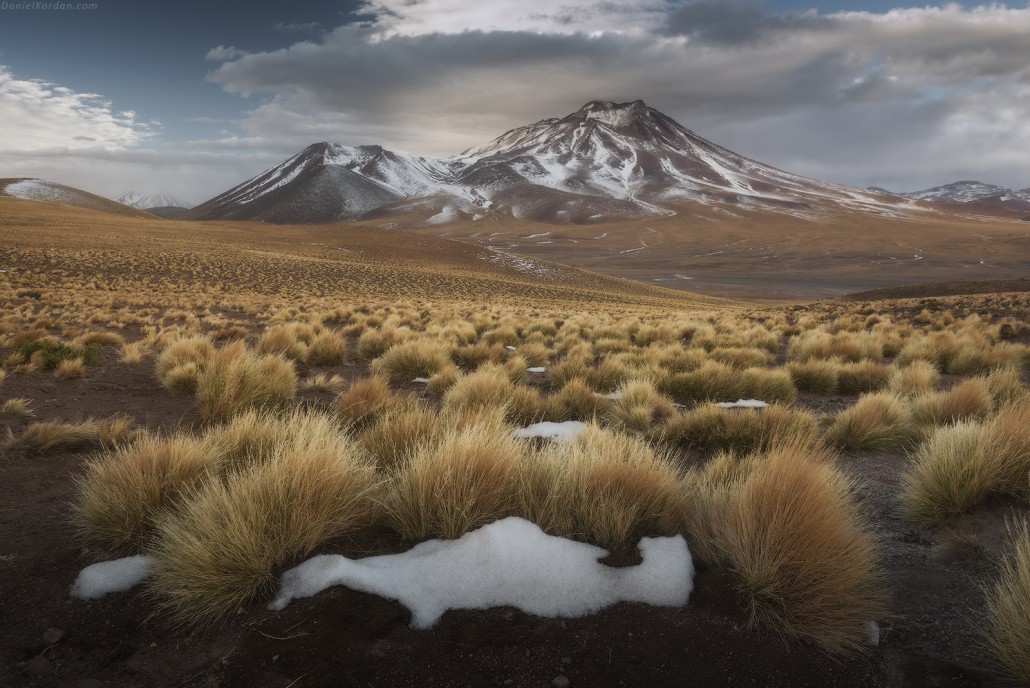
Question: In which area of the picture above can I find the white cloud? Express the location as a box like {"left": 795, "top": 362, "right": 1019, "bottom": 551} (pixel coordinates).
{"left": 0, "top": 65, "right": 154, "bottom": 153}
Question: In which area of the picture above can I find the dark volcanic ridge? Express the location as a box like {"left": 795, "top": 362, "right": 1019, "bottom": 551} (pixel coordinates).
{"left": 185, "top": 100, "right": 921, "bottom": 225}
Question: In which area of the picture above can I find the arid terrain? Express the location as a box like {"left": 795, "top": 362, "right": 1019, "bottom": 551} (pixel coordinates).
{"left": 1, "top": 196, "right": 1029, "bottom": 688}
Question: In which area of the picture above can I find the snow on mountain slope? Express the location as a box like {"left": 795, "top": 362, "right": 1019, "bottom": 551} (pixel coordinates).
{"left": 115, "top": 191, "right": 193, "bottom": 210}
{"left": 189, "top": 100, "right": 922, "bottom": 225}
{"left": 1, "top": 178, "right": 153, "bottom": 217}
{"left": 904, "top": 181, "right": 1010, "bottom": 203}
{"left": 901, "top": 180, "right": 1030, "bottom": 212}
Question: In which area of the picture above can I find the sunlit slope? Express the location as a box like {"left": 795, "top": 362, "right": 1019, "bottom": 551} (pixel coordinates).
{"left": 0, "top": 197, "right": 736, "bottom": 311}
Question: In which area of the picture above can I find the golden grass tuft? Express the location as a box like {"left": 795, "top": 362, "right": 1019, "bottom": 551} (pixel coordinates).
{"left": 911, "top": 377, "right": 993, "bottom": 427}
{"left": 787, "top": 359, "right": 839, "bottom": 395}
{"left": 148, "top": 430, "right": 379, "bottom": 627}
{"left": 1, "top": 416, "right": 135, "bottom": 460}
{"left": 835, "top": 361, "right": 892, "bottom": 395}
{"left": 517, "top": 425, "right": 685, "bottom": 548}
{"left": 359, "top": 403, "right": 442, "bottom": 471}
{"left": 825, "top": 392, "right": 917, "bottom": 451}
{"left": 887, "top": 360, "right": 939, "bottom": 397}
{"left": 156, "top": 336, "right": 213, "bottom": 383}
{"left": 1, "top": 398, "right": 34, "bottom": 417}
{"left": 716, "top": 441, "right": 886, "bottom": 654}
{"left": 604, "top": 379, "right": 675, "bottom": 433}
{"left": 661, "top": 404, "right": 819, "bottom": 455}
{"left": 374, "top": 338, "right": 451, "bottom": 384}
{"left": 543, "top": 378, "right": 604, "bottom": 421}
{"left": 55, "top": 357, "right": 85, "bottom": 379}
{"left": 902, "top": 403, "right": 1030, "bottom": 522}
{"left": 256, "top": 324, "right": 308, "bottom": 362}
{"left": 206, "top": 408, "right": 345, "bottom": 474}
{"left": 334, "top": 376, "right": 397, "bottom": 429}
{"left": 119, "top": 340, "right": 149, "bottom": 365}
{"left": 984, "top": 519, "right": 1030, "bottom": 683}
{"left": 74, "top": 330, "right": 125, "bottom": 348}
{"left": 74, "top": 432, "right": 219, "bottom": 552}
{"left": 441, "top": 365, "right": 514, "bottom": 413}
{"left": 194, "top": 344, "right": 297, "bottom": 423}
{"left": 306, "top": 330, "right": 348, "bottom": 366}
{"left": 384, "top": 410, "right": 523, "bottom": 539}
{"left": 301, "top": 372, "right": 346, "bottom": 394}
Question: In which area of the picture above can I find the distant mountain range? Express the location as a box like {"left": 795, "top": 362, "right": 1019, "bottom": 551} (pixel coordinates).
{"left": 185, "top": 100, "right": 916, "bottom": 225}
{"left": 894, "top": 180, "right": 1030, "bottom": 213}
{"left": 115, "top": 190, "right": 193, "bottom": 211}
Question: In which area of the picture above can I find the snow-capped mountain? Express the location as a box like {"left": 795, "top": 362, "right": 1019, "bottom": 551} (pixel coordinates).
{"left": 115, "top": 191, "right": 193, "bottom": 210}
{"left": 188, "top": 100, "right": 916, "bottom": 225}
{"left": 900, "top": 180, "right": 1030, "bottom": 213}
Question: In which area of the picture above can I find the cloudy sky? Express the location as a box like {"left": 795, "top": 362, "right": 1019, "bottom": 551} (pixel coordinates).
{"left": 1, "top": 0, "right": 1029, "bottom": 204}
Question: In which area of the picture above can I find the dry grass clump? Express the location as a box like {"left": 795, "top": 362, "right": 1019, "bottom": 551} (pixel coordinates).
{"left": 585, "top": 357, "right": 629, "bottom": 393}
{"left": 156, "top": 336, "right": 214, "bottom": 389}
{"left": 425, "top": 365, "right": 460, "bottom": 395}
{"left": 741, "top": 368, "right": 797, "bottom": 404}
{"left": 825, "top": 392, "right": 917, "bottom": 451}
{"left": 306, "top": 330, "right": 348, "bottom": 366}
{"left": 984, "top": 519, "right": 1030, "bottom": 684}
{"left": 206, "top": 408, "right": 345, "bottom": 474}
{"left": 788, "top": 331, "right": 882, "bottom": 363}
{"left": 335, "top": 376, "right": 397, "bottom": 429}
{"left": 516, "top": 341, "right": 550, "bottom": 367}
{"left": 887, "top": 361, "right": 939, "bottom": 397}
{"left": 902, "top": 404, "right": 1030, "bottom": 522}
{"left": 911, "top": 377, "right": 993, "bottom": 427}
{"left": 256, "top": 324, "right": 308, "bottom": 362}
{"left": 662, "top": 361, "right": 743, "bottom": 406}
{"left": 441, "top": 365, "right": 514, "bottom": 413}
{"left": 1, "top": 398, "right": 34, "bottom": 417}
{"left": 55, "top": 357, "right": 85, "bottom": 379}
{"left": 119, "top": 340, "right": 149, "bottom": 365}
{"left": 373, "top": 338, "right": 451, "bottom": 384}
{"left": 148, "top": 430, "right": 379, "bottom": 626}
{"left": 680, "top": 450, "right": 760, "bottom": 565}
{"left": 787, "top": 359, "right": 839, "bottom": 395}
{"left": 74, "top": 433, "right": 219, "bottom": 552}
{"left": 543, "top": 378, "right": 605, "bottom": 421}
{"left": 74, "top": 330, "right": 125, "bottom": 348}
{"left": 359, "top": 403, "right": 442, "bottom": 471}
{"left": 947, "top": 342, "right": 1026, "bottom": 376}
{"left": 835, "top": 362, "right": 892, "bottom": 395}
{"left": 714, "top": 442, "right": 886, "bottom": 655}
{"left": 301, "top": 373, "right": 346, "bottom": 394}
{"left": 985, "top": 367, "right": 1029, "bottom": 407}
{"left": 0, "top": 369, "right": 5, "bottom": 387}
{"left": 710, "top": 346, "right": 774, "bottom": 369}
{"left": 504, "top": 385, "right": 544, "bottom": 426}
{"left": 384, "top": 411, "right": 523, "bottom": 539}
{"left": 604, "top": 379, "right": 675, "bottom": 433}
{"left": 357, "top": 326, "right": 409, "bottom": 360}
{"left": 1, "top": 416, "right": 135, "bottom": 460}
{"left": 194, "top": 344, "right": 297, "bottom": 423}
{"left": 662, "top": 404, "right": 818, "bottom": 455}
{"left": 518, "top": 425, "right": 684, "bottom": 547}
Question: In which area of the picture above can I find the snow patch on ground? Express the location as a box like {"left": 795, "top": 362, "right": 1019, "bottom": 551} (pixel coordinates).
{"left": 526, "top": 366, "right": 546, "bottom": 374}
{"left": 71, "top": 556, "right": 153, "bottom": 599}
{"left": 513, "top": 420, "right": 585, "bottom": 441}
{"left": 270, "top": 517, "right": 693, "bottom": 628}
{"left": 715, "top": 399, "right": 769, "bottom": 409}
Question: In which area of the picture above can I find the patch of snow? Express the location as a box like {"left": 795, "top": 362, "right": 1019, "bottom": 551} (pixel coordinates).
{"left": 269, "top": 517, "right": 693, "bottom": 628}
{"left": 71, "top": 556, "right": 153, "bottom": 599}
{"left": 715, "top": 399, "right": 769, "bottom": 409}
{"left": 412, "top": 377, "right": 430, "bottom": 384}
{"left": 526, "top": 366, "right": 547, "bottom": 374}
{"left": 594, "top": 391, "right": 623, "bottom": 400}
{"left": 865, "top": 620, "right": 880, "bottom": 646}
{"left": 505, "top": 345, "right": 517, "bottom": 351}
{"left": 514, "top": 420, "right": 586, "bottom": 441}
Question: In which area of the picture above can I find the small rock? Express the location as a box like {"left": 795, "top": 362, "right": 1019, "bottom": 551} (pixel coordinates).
{"left": 24, "top": 655, "right": 54, "bottom": 676}
{"left": 42, "top": 627, "right": 65, "bottom": 645}
{"left": 561, "top": 657, "right": 572, "bottom": 666}
{"left": 552, "top": 676, "right": 570, "bottom": 688}
{"left": 503, "top": 680, "right": 514, "bottom": 686}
